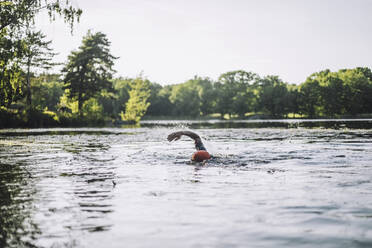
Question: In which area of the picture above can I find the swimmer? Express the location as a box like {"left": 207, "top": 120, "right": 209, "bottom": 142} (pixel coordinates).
{"left": 167, "top": 131, "right": 211, "bottom": 162}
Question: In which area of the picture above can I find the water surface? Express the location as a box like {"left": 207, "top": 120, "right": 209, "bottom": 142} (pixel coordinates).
{"left": 1, "top": 120, "right": 372, "bottom": 247}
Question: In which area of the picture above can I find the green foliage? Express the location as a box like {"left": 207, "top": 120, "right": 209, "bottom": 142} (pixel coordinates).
{"left": 0, "top": 0, "right": 81, "bottom": 108}
{"left": 82, "top": 98, "right": 104, "bottom": 121}
{"left": 121, "top": 77, "right": 151, "bottom": 123}
{"left": 196, "top": 78, "right": 216, "bottom": 116}
{"left": 96, "top": 89, "right": 117, "bottom": 118}
{"left": 31, "top": 75, "right": 64, "bottom": 111}
{"left": 216, "top": 70, "right": 257, "bottom": 118}
{"left": 319, "top": 73, "right": 347, "bottom": 116}
{"left": 59, "top": 89, "right": 79, "bottom": 114}
{"left": 0, "top": 0, "right": 82, "bottom": 32}
{"left": 298, "top": 79, "right": 321, "bottom": 118}
{"left": 286, "top": 85, "right": 300, "bottom": 116}
{"left": 339, "top": 68, "right": 372, "bottom": 115}
{"left": 0, "top": 29, "right": 25, "bottom": 108}
{"left": 57, "top": 94, "right": 105, "bottom": 126}
{"left": 0, "top": 61, "right": 23, "bottom": 108}
{"left": 24, "top": 108, "right": 59, "bottom": 127}
{"left": 169, "top": 81, "right": 201, "bottom": 117}
{"left": 146, "top": 83, "right": 173, "bottom": 116}
{"left": 256, "top": 75, "right": 290, "bottom": 117}
{"left": 62, "top": 31, "right": 117, "bottom": 113}
{"left": 22, "top": 29, "right": 57, "bottom": 71}
{"left": 110, "top": 78, "right": 131, "bottom": 115}
{"left": 297, "top": 67, "right": 372, "bottom": 117}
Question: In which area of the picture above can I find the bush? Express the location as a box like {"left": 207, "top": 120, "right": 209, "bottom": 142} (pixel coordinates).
{"left": 0, "top": 108, "right": 23, "bottom": 128}
{"left": 25, "top": 109, "right": 59, "bottom": 128}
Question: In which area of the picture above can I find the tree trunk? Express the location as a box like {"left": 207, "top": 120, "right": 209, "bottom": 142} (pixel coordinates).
{"left": 78, "top": 91, "right": 83, "bottom": 115}
{"left": 26, "top": 62, "right": 32, "bottom": 108}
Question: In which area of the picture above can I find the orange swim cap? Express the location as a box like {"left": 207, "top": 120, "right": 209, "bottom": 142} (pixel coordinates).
{"left": 191, "top": 150, "right": 211, "bottom": 162}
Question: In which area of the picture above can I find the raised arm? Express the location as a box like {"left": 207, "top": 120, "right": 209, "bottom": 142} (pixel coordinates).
{"left": 167, "top": 131, "right": 207, "bottom": 151}
{"left": 167, "top": 131, "right": 200, "bottom": 142}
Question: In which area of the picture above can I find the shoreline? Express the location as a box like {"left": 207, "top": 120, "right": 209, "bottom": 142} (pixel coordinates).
{"left": 1, "top": 118, "right": 372, "bottom": 130}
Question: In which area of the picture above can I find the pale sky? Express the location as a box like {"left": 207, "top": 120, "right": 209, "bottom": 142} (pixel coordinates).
{"left": 36, "top": 0, "right": 372, "bottom": 85}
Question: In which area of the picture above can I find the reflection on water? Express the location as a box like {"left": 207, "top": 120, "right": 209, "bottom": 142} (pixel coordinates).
{"left": 0, "top": 131, "right": 118, "bottom": 247}
{"left": 0, "top": 162, "right": 40, "bottom": 247}
{"left": 0, "top": 120, "right": 372, "bottom": 247}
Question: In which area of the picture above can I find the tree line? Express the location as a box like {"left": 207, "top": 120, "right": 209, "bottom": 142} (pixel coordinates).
{"left": 2, "top": 61, "right": 372, "bottom": 128}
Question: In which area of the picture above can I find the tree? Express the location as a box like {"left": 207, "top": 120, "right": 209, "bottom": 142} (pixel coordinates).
{"left": 62, "top": 31, "right": 118, "bottom": 114}
{"left": 194, "top": 77, "right": 216, "bottom": 116}
{"left": 169, "top": 81, "right": 200, "bottom": 117}
{"left": 338, "top": 67, "right": 372, "bottom": 115}
{"left": 146, "top": 82, "right": 173, "bottom": 116}
{"left": 22, "top": 29, "right": 57, "bottom": 108}
{"left": 216, "top": 70, "right": 257, "bottom": 118}
{"left": 121, "top": 77, "right": 151, "bottom": 123}
{"left": 107, "top": 78, "right": 131, "bottom": 116}
{"left": 256, "top": 75, "right": 289, "bottom": 117}
{"left": 286, "top": 85, "right": 300, "bottom": 117}
{"left": 319, "top": 74, "right": 346, "bottom": 117}
{"left": 304, "top": 70, "right": 348, "bottom": 117}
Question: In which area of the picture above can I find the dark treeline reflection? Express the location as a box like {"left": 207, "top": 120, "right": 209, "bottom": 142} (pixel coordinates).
{"left": 0, "top": 162, "right": 39, "bottom": 247}
{"left": 1, "top": 67, "right": 372, "bottom": 128}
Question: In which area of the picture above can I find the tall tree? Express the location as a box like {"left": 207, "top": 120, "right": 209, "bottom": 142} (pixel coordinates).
{"left": 62, "top": 31, "right": 118, "bottom": 113}
{"left": 22, "top": 29, "right": 57, "bottom": 108}
{"left": 121, "top": 77, "right": 151, "bottom": 123}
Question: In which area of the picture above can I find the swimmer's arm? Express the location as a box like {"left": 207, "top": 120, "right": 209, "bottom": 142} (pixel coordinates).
{"left": 168, "top": 131, "right": 207, "bottom": 151}
{"left": 167, "top": 131, "right": 200, "bottom": 142}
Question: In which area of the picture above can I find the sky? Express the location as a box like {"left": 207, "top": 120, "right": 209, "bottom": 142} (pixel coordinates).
{"left": 36, "top": 0, "right": 372, "bottom": 85}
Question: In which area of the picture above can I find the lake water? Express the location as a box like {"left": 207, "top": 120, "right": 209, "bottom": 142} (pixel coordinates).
{"left": 1, "top": 119, "right": 372, "bottom": 248}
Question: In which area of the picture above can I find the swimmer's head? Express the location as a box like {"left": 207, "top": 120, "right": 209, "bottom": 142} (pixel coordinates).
{"left": 191, "top": 150, "right": 211, "bottom": 162}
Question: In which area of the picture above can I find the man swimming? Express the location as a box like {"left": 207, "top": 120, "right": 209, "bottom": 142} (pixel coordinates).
{"left": 167, "top": 131, "right": 211, "bottom": 162}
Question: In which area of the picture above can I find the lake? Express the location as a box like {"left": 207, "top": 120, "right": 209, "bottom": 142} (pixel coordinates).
{"left": 1, "top": 119, "right": 372, "bottom": 248}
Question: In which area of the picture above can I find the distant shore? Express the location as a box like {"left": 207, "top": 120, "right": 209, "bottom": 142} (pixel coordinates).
{"left": 2, "top": 114, "right": 372, "bottom": 129}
